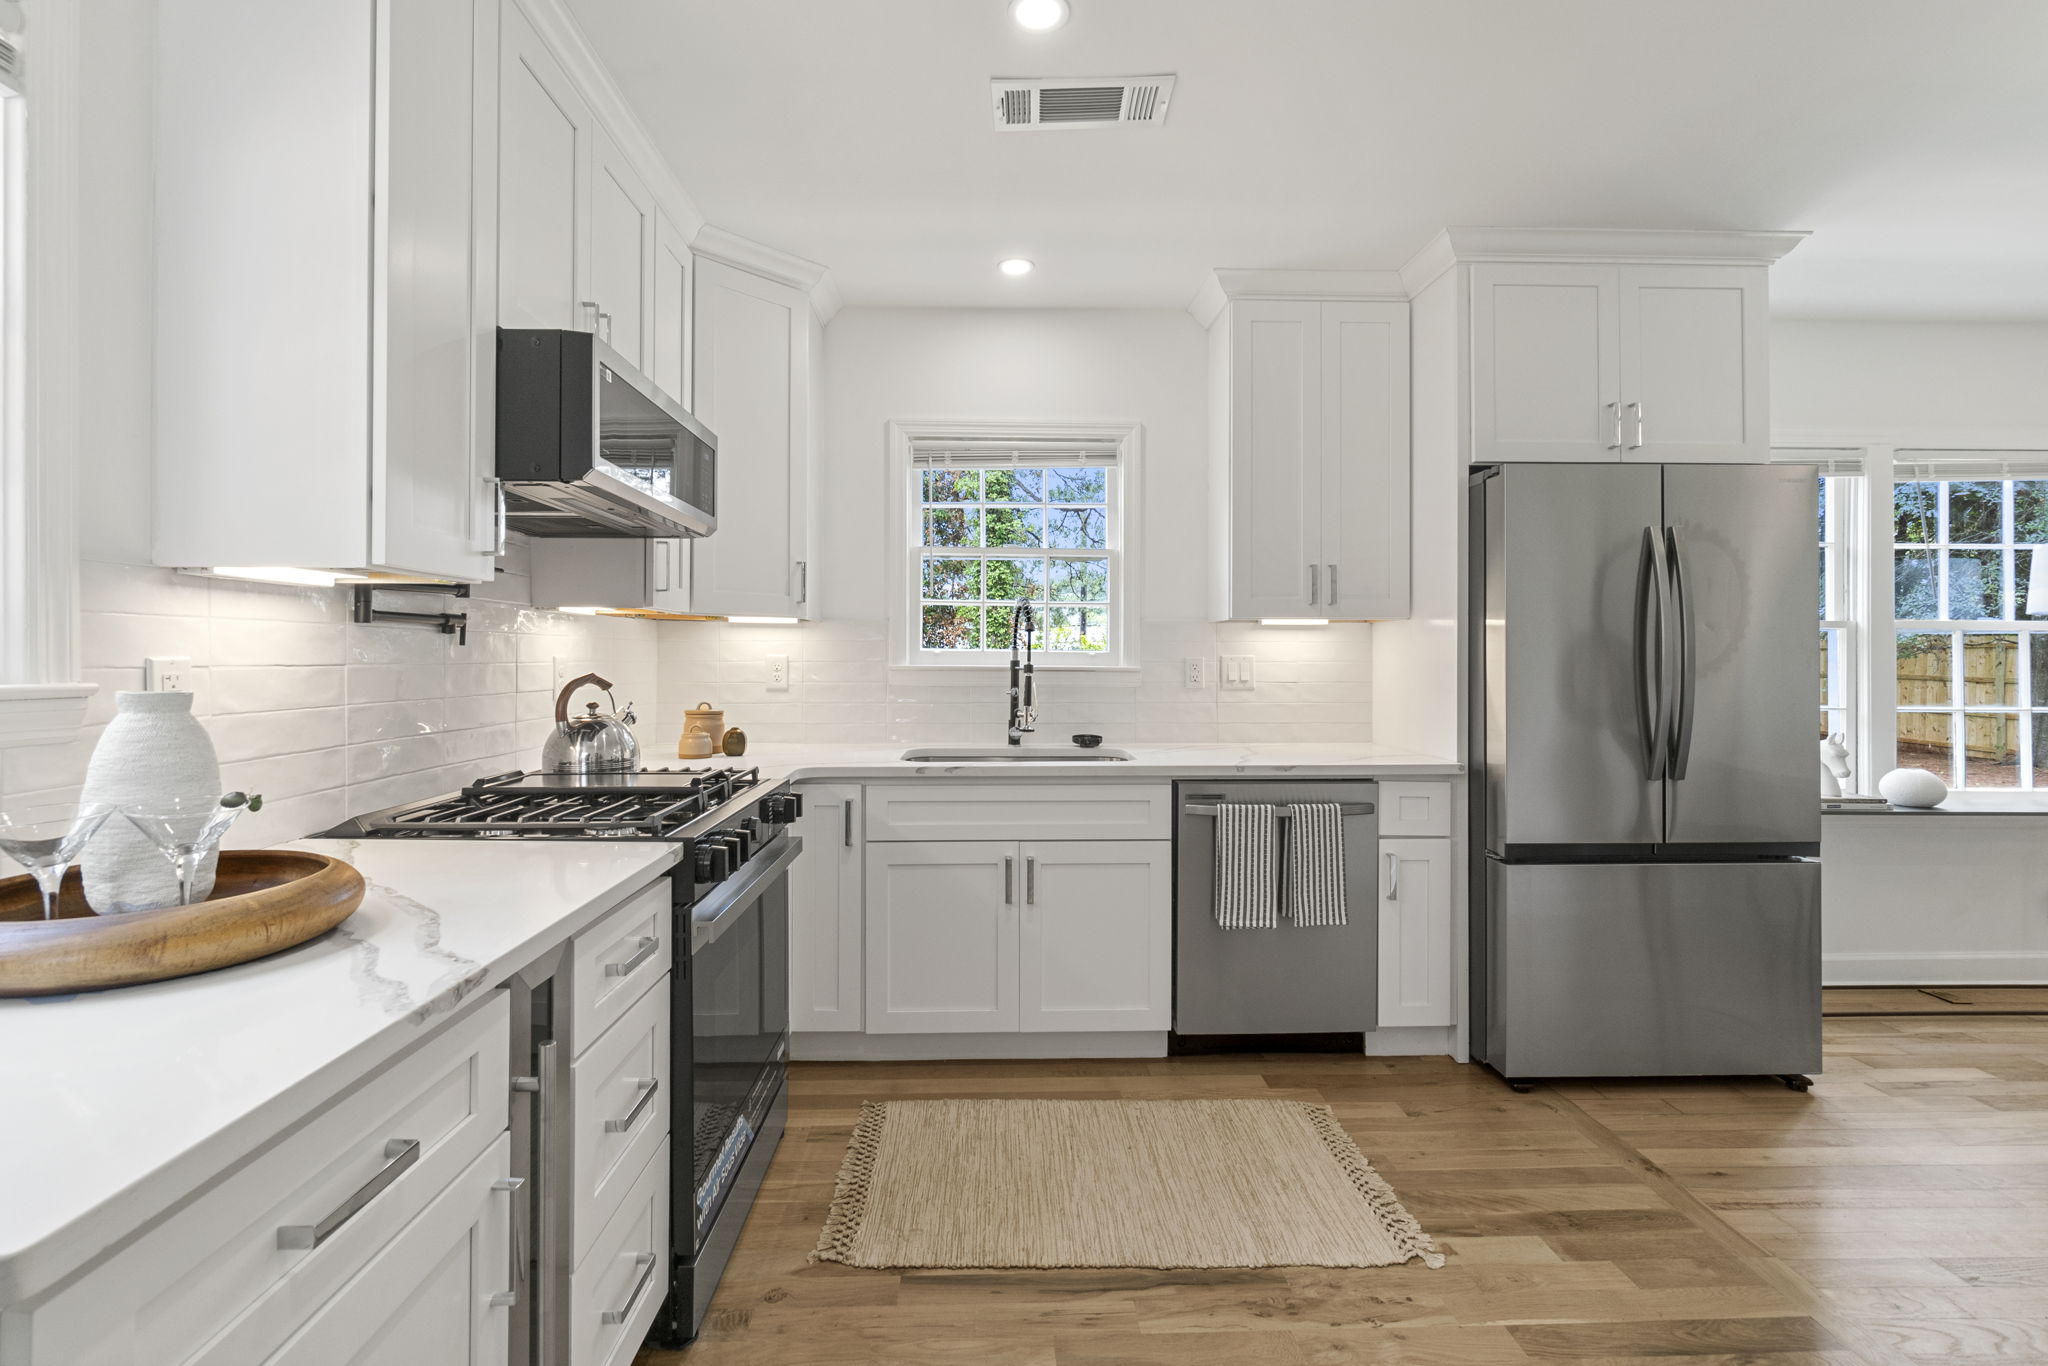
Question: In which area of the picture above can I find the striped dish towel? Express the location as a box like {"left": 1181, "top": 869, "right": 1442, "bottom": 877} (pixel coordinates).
{"left": 1284, "top": 802, "right": 1347, "bottom": 927}
{"left": 1213, "top": 802, "right": 1278, "bottom": 929}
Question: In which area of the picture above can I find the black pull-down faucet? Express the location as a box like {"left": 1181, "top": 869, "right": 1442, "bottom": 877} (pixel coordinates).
{"left": 1007, "top": 598, "right": 1037, "bottom": 745}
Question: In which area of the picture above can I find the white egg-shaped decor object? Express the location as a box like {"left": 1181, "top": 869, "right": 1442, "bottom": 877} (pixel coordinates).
{"left": 1877, "top": 767, "right": 1948, "bottom": 809}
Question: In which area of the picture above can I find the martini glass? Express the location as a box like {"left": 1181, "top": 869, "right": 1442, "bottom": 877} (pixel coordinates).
{"left": 124, "top": 797, "right": 244, "bottom": 907}
{"left": 0, "top": 803, "right": 115, "bottom": 920}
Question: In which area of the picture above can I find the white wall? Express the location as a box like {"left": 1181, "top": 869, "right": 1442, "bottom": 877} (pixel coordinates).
{"left": 653, "top": 307, "right": 1377, "bottom": 750}
{"left": 1773, "top": 319, "right": 2048, "bottom": 441}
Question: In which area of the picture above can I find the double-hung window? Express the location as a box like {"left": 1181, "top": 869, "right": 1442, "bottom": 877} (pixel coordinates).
{"left": 895, "top": 424, "right": 1138, "bottom": 668}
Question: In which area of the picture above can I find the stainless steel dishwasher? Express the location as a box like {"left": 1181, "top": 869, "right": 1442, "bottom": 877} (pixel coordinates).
{"left": 1173, "top": 779, "right": 1379, "bottom": 1042}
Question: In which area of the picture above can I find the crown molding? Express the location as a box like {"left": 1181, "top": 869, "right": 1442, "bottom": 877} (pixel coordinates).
{"left": 1402, "top": 226, "right": 1809, "bottom": 294}
{"left": 1186, "top": 268, "right": 1409, "bottom": 326}
{"left": 690, "top": 224, "right": 841, "bottom": 324}
{"left": 511, "top": 0, "right": 706, "bottom": 240}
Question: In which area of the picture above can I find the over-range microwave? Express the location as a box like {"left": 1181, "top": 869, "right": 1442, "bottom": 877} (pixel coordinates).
{"left": 496, "top": 328, "right": 717, "bottom": 538}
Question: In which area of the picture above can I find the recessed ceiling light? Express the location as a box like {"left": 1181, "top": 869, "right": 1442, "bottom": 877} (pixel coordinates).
{"left": 1009, "top": 0, "right": 1069, "bottom": 32}
{"left": 999, "top": 257, "right": 1034, "bottom": 277}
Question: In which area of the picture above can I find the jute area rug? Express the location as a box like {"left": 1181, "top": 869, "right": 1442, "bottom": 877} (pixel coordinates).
{"left": 811, "top": 1098, "right": 1444, "bottom": 1271}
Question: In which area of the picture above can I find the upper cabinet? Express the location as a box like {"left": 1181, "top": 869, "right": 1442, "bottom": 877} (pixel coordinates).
{"left": 155, "top": 0, "right": 501, "bottom": 582}
{"left": 1207, "top": 294, "right": 1410, "bottom": 621}
{"left": 1449, "top": 230, "right": 1797, "bottom": 466}
{"left": 589, "top": 129, "right": 655, "bottom": 369}
{"left": 690, "top": 258, "right": 818, "bottom": 620}
{"left": 497, "top": 4, "right": 590, "bottom": 334}
{"left": 651, "top": 215, "right": 694, "bottom": 406}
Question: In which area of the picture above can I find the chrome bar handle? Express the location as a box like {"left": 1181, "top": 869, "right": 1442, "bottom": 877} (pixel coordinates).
{"left": 488, "top": 1175, "right": 527, "bottom": 1308}
{"left": 796, "top": 561, "right": 808, "bottom": 605}
{"left": 1384, "top": 852, "right": 1400, "bottom": 901}
{"left": 1666, "top": 526, "right": 1697, "bottom": 779}
{"left": 843, "top": 798, "right": 854, "bottom": 848}
{"left": 1004, "top": 855, "right": 1015, "bottom": 905}
{"left": 601, "top": 1252, "right": 660, "bottom": 1326}
{"left": 1025, "top": 856, "right": 1036, "bottom": 905}
{"left": 580, "top": 300, "right": 601, "bottom": 332}
{"left": 604, "top": 936, "right": 660, "bottom": 978}
{"left": 603, "top": 1078, "right": 659, "bottom": 1134}
{"left": 1326, "top": 564, "right": 1338, "bottom": 607}
{"left": 1627, "top": 401, "right": 1644, "bottom": 451}
{"left": 1634, "top": 527, "right": 1671, "bottom": 780}
{"left": 1307, "top": 563, "right": 1319, "bottom": 606}
{"left": 1607, "top": 401, "right": 1622, "bottom": 451}
{"left": 278, "top": 1138, "right": 420, "bottom": 1249}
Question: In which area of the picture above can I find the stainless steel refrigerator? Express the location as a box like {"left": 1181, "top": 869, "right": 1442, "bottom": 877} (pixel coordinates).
{"left": 1468, "top": 462, "right": 1821, "bottom": 1090}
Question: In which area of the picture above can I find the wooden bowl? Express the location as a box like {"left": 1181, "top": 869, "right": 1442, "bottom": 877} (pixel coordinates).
{"left": 0, "top": 850, "right": 367, "bottom": 997}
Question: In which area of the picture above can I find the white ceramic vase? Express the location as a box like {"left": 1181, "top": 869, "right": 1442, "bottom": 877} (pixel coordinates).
{"left": 78, "top": 691, "right": 224, "bottom": 913}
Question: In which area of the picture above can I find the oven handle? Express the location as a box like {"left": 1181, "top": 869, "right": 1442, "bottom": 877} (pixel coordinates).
{"left": 690, "top": 836, "right": 804, "bottom": 950}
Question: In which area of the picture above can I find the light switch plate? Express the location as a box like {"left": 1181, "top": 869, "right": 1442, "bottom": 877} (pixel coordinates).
{"left": 1221, "top": 655, "right": 1254, "bottom": 690}
{"left": 144, "top": 656, "right": 192, "bottom": 693}
{"left": 1184, "top": 657, "right": 1205, "bottom": 689}
{"left": 767, "top": 654, "right": 790, "bottom": 691}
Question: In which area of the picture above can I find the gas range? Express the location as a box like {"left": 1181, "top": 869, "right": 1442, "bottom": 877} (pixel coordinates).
{"left": 322, "top": 765, "right": 778, "bottom": 841}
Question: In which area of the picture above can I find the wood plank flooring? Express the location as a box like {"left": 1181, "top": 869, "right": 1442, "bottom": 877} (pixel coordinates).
{"left": 641, "top": 1014, "right": 2048, "bottom": 1365}
{"left": 1824, "top": 986, "right": 2048, "bottom": 1016}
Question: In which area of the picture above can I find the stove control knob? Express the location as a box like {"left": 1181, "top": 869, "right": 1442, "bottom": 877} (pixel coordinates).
{"left": 739, "top": 816, "right": 761, "bottom": 838}
{"left": 760, "top": 794, "right": 802, "bottom": 824}
{"left": 693, "top": 842, "right": 730, "bottom": 883}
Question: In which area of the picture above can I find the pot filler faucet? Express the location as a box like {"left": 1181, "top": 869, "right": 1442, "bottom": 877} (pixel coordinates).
{"left": 1007, "top": 598, "right": 1037, "bottom": 745}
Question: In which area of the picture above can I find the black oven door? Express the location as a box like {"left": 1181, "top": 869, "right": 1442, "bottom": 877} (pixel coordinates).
{"left": 682, "top": 835, "right": 797, "bottom": 1247}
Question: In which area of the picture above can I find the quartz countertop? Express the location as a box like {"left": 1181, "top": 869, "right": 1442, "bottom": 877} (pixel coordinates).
{"left": 1824, "top": 792, "right": 2048, "bottom": 816}
{"left": 747, "top": 740, "right": 1461, "bottom": 781}
{"left": 0, "top": 838, "right": 681, "bottom": 1302}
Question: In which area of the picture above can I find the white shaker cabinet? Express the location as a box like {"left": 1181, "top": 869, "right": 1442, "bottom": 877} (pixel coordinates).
{"left": 497, "top": 2, "right": 591, "bottom": 333}
{"left": 154, "top": 0, "right": 500, "bottom": 582}
{"left": 1377, "top": 837, "right": 1455, "bottom": 1028}
{"left": 589, "top": 128, "right": 655, "bottom": 370}
{"left": 651, "top": 214, "right": 694, "bottom": 406}
{"left": 790, "top": 783, "right": 866, "bottom": 1033}
{"left": 1210, "top": 298, "right": 1410, "bottom": 620}
{"left": 1468, "top": 261, "right": 1769, "bottom": 466}
{"left": 691, "top": 259, "right": 815, "bottom": 619}
{"left": 865, "top": 841, "right": 1019, "bottom": 1033}
{"left": 526, "top": 536, "right": 692, "bottom": 614}
{"left": 1017, "top": 841, "right": 1171, "bottom": 1032}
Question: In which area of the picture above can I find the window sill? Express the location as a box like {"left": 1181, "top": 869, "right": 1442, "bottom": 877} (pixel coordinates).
{"left": 1825, "top": 792, "right": 2048, "bottom": 816}
{"left": 891, "top": 662, "right": 1141, "bottom": 675}
{"left": 0, "top": 683, "right": 99, "bottom": 748}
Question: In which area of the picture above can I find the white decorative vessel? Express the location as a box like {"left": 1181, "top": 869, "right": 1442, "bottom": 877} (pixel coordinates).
{"left": 78, "top": 691, "right": 223, "bottom": 912}
{"left": 1876, "top": 766, "right": 1947, "bottom": 810}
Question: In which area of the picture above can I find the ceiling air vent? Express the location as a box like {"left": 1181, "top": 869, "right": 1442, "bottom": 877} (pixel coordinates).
{"left": 991, "top": 75, "right": 1175, "bottom": 131}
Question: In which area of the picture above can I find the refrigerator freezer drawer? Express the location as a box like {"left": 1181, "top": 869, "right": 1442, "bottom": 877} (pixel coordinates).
{"left": 1484, "top": 859, "right": 1819, "bottom": 1080}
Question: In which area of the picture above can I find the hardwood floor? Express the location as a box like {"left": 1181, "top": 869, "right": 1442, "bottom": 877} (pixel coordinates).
{"left": 642, "top": 1014, "right": 2048, "bottom": 1365}
{"left": 1824, "top": 986, "right": 2048, "bottom": 1016}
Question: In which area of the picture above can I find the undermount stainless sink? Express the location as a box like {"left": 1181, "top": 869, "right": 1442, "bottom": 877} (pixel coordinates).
{"left": 900, "top": 746, "right": 1135, "bottom": 763}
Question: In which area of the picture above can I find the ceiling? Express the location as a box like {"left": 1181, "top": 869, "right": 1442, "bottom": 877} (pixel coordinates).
{"left": 565, "top": 0, "right": 2048, "bottom": 319}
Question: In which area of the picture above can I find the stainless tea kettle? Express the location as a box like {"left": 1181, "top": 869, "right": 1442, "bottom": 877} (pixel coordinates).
{"left": 542, "top": 672, "right": 640, "bottom": 775}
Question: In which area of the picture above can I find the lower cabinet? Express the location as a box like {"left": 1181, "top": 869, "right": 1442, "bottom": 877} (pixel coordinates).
{"left": 1377, "top": 837, "right": 1455, "bottom": 1027}
{"left": 864, "top": 839, "right": 1170, "bottom": 1035}
{"left": 263, "top": 1133, "right": 514, "bottom": 1366}
{"left": 788, "top": 782, "right": 865, "bottom": 1032}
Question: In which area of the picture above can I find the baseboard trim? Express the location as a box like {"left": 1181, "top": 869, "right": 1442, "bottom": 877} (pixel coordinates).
{"left": 1364, "top": 1025, "right": 1456, "bottom": 1057}
{"left": 791, "top": 1031, "right": 1169, "bottom": 1061}
{"left": 1825, "top": 950, "right": 2048, "bottom": 986}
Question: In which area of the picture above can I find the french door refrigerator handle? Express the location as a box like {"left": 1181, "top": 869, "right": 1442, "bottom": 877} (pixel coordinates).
{"left": 1634, "top": 527, "right": 1671, "bottom": 780}
{"left": 1666, "top": 525, "right": 1697, "bottom": 779}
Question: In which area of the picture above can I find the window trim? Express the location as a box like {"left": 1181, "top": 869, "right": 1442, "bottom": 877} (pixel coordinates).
{"left": 0, "top": 2, "right": 95, "bottom": 745}
{"left": 884, "top": 418, "right": 1143, "bottom": 671}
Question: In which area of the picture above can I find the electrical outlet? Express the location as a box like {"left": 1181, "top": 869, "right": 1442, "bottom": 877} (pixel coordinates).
{"left": 767, "top": 654, "right": 789, "bottom": 691}
{"left": 1184, "top": 656, "right": 1206, "bottom": 689}
{"left": 1221, "top": 655, "right": 1254, "bottom": 690}
{"left": 144, "top": 656, "right": 192, "bottom": 693}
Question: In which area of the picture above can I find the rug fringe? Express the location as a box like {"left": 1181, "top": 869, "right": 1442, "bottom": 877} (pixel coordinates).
{"left": 1298, "top": 1102, "right": 1447, "bottom": 1269}
{"left": 809, "top": 1099, "right": 888, "bottom": 1264}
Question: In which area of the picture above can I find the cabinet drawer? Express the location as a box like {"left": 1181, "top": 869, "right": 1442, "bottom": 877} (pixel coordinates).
{"left": 1377, "top": 781, "right": 1452, "bottom": 838}
{"left": 865, "top": 783, "right": 1172, "bottom": 842}
{"left": 571, "top": 1139, "right": 671, "bottom": 1366}
{"left": 570, "top": 975, "right": 670, "bottom": 1268}
{"left": 569, "top": 878, "right": 672, "bottom": 1057}
{"left": 30, "top": 995, "right": 510, "bottom": 1366}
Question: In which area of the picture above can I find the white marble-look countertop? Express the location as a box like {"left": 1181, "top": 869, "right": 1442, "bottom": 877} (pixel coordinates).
{"left": 750, "top": 740, "right": 1461, "bottom": 782}
{"left": 0, "top": 839, "right": 680, "bottom": 1302}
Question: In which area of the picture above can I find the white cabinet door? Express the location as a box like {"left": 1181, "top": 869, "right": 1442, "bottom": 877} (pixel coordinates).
{"left": 1321, "top": 301, "right": 1410, "bottom": 620}
{"left": 1018, "top": 841, "right": 1171, "bottom": 1032}
{"left": 647, "top": 537, "right": 693, "bottom": 613}
{"left": 262, "top": 1134, "right": 513, "bottom": 1366}
{"left": 1377, "top": 838, "right": 1454, "bottom": 1028}
{"left": 790, "top": 783, "right": 864, "bottom": 1032}
{"left": 1228, "top": 300, "right": 1324, "bottom": 618}
{"left": 1619, "top": 265, "right": 1770, "bottom": 465}
{"left": 1469, "top": 263, "right": 1622, "bottom": 464}
{"left": 651, "top": 213, "right": 693, "bottom": 404}
{"left": 864, "top": 842, "right": 1017, "bottom": 1033}
{"left": 589, "top": 128, "right": 653, "bottom": 370}
{"left": 691, "top": 259, "right": 808, "bottom": 618}
{"left": 497, "top": 2, "right": 589, "bottom": 332}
